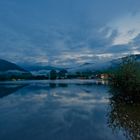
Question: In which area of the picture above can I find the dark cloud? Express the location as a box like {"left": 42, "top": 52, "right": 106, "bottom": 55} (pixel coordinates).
{"left": 0, "top": 0, "right": 140, "bottom": 66}
{"left": 132, "top": 33, "right": 140, "bottom": 46}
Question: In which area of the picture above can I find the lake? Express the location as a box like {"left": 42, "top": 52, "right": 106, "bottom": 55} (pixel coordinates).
{"left": 0, "top": 80, "right": 139, "bottom": 140}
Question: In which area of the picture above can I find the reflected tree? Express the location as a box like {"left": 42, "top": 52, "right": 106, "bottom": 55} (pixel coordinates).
{"left": 49, "top": 83, "right": 57, "bottom": 88}
{"left": 58, "top": 83, "right": 68, "bottom": 87}
{"left": 107, "top": 99, "right": 140, "bottom": 140}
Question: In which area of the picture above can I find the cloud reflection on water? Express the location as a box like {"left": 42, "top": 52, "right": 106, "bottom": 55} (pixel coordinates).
{"left": 0, "top": 82, "right": 125, "bottom": 140}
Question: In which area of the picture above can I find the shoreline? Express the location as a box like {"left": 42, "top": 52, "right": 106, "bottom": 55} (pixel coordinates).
{"left": 0, "top": 79, "right": 109, "bottom": 85}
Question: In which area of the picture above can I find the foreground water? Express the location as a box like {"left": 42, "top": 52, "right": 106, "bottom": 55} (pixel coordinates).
{"left": 0, "top": 80, "right": 139, "bottom": 140}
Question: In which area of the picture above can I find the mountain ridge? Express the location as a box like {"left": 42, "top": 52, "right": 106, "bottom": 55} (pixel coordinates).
{"left": 0, "top": 59, "right": 27, "bottom": 72}
{"left": 1, "top": 54, "right": 140, "bottom": 75}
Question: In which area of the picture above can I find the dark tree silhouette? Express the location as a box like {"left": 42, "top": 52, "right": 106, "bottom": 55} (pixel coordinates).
{"left": 50, "top": 70, "right": 57, "bottom": 80}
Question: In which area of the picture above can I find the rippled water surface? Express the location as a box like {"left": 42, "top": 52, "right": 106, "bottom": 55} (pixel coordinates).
{"left": 0, "top": 80, "right": 139, "bottom": 140}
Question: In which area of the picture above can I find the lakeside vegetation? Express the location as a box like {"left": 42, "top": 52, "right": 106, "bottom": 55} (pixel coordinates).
{"left": 0, "top": 69, "right": 103, "bottom": 81}
{"left": 110, "top": 56, "right": 140, "bottom": 103}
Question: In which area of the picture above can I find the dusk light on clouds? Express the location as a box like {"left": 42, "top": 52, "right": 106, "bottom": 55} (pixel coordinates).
{"left": 0, "top": 0, "right": 140, "bottom": 67}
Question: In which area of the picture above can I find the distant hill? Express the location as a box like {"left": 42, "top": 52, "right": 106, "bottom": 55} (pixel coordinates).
{"left": 0, "top": 59, "right": 32, "bottom": 80}
{"left": 23, "top": 65, "right": 62, "bottom": 71}
{"left": 122, "top": 54, "right": 140, "bottom": 62}
{"left": 22, "top": 64, "right": 63, "bottom": 76}
{"left": 111, "top": 54, "right": 140, "bottom": 67}
{"left": 67, "top": 54, "right": 140, "bottom": 73}
{"left": 1, "top": 54, "right": 139, "bottom": 78}
{"left": 25, "top": 62, "right": 110, "bottom": 75}
{"left": 0, "top": 59, "right": 27, "bottom": 72}
{"left": 67, "top": 61, "right": 112, "bottom": 73}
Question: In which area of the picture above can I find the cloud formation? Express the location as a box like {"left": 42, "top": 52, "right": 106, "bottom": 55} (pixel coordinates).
{"left": 0, "top": 0, "right": 140, "bottom": 67}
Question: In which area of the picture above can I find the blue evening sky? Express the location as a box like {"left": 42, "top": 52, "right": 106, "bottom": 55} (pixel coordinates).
{"left": 0, "top": 0, "right": 140, "bottom": 66}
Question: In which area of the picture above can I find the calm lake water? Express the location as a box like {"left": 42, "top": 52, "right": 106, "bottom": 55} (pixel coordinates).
{"left": 0, "top": 80, "right": 139, "bottom": 140}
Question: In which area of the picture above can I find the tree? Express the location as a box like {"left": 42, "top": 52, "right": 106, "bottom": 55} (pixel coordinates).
{"left": 58, "top": 69, "right": 68, "bottom": 79}
{"left": 110, "top": 56, "right": 140, "bottom": 102}
{"left": 50, "top": 70, "right": 57, "bottom": 80}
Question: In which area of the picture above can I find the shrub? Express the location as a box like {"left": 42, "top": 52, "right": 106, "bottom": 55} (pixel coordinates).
{"left": 110, "top": 56, "right": 140, "bottom": 102}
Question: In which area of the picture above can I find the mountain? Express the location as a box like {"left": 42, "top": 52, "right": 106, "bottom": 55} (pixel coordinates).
{"left": 23, "top": 62, "right": 110, "bottom": 75}
{"left": 1, "top": 54, "right": 138, "bottom": 77}
{"left": 111, "top": 54, "right": 140, "bottom": 67}
{"left": 0, "top": 59, "right": 27, "bottom": 72}
{"left": 67, "top": 61, "right": 112, "bottom": 73}
{"left": 23, "top": 65, "right": 62, "bottom": 71}
{"left": 22, "top": 64, "right": 63, "bottom": 76}
{"left": 0, "top": 59, "right": 32, "bottom": 80}
{"left": 122, "top": 54, "right": 140, "bottom": 62}
{"left": 67, "top": 54, "right": 140, "bottom": 73}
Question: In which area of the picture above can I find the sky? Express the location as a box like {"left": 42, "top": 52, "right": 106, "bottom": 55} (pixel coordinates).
{"left": 0, "top": 0, "right": 140, "bottom": 67}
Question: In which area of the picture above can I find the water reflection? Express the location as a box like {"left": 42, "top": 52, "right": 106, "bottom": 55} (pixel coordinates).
{"left": 0, "top": 81, "right": 137, "bottom": 140}
{"left": 49, "top": 83, "right": 68, "bottom": 88}
{"left": 0, "top": 83, "right": 28, "bottom": 98}
{"left": 108, "top": 98, "right": 140, "bottom": 140}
